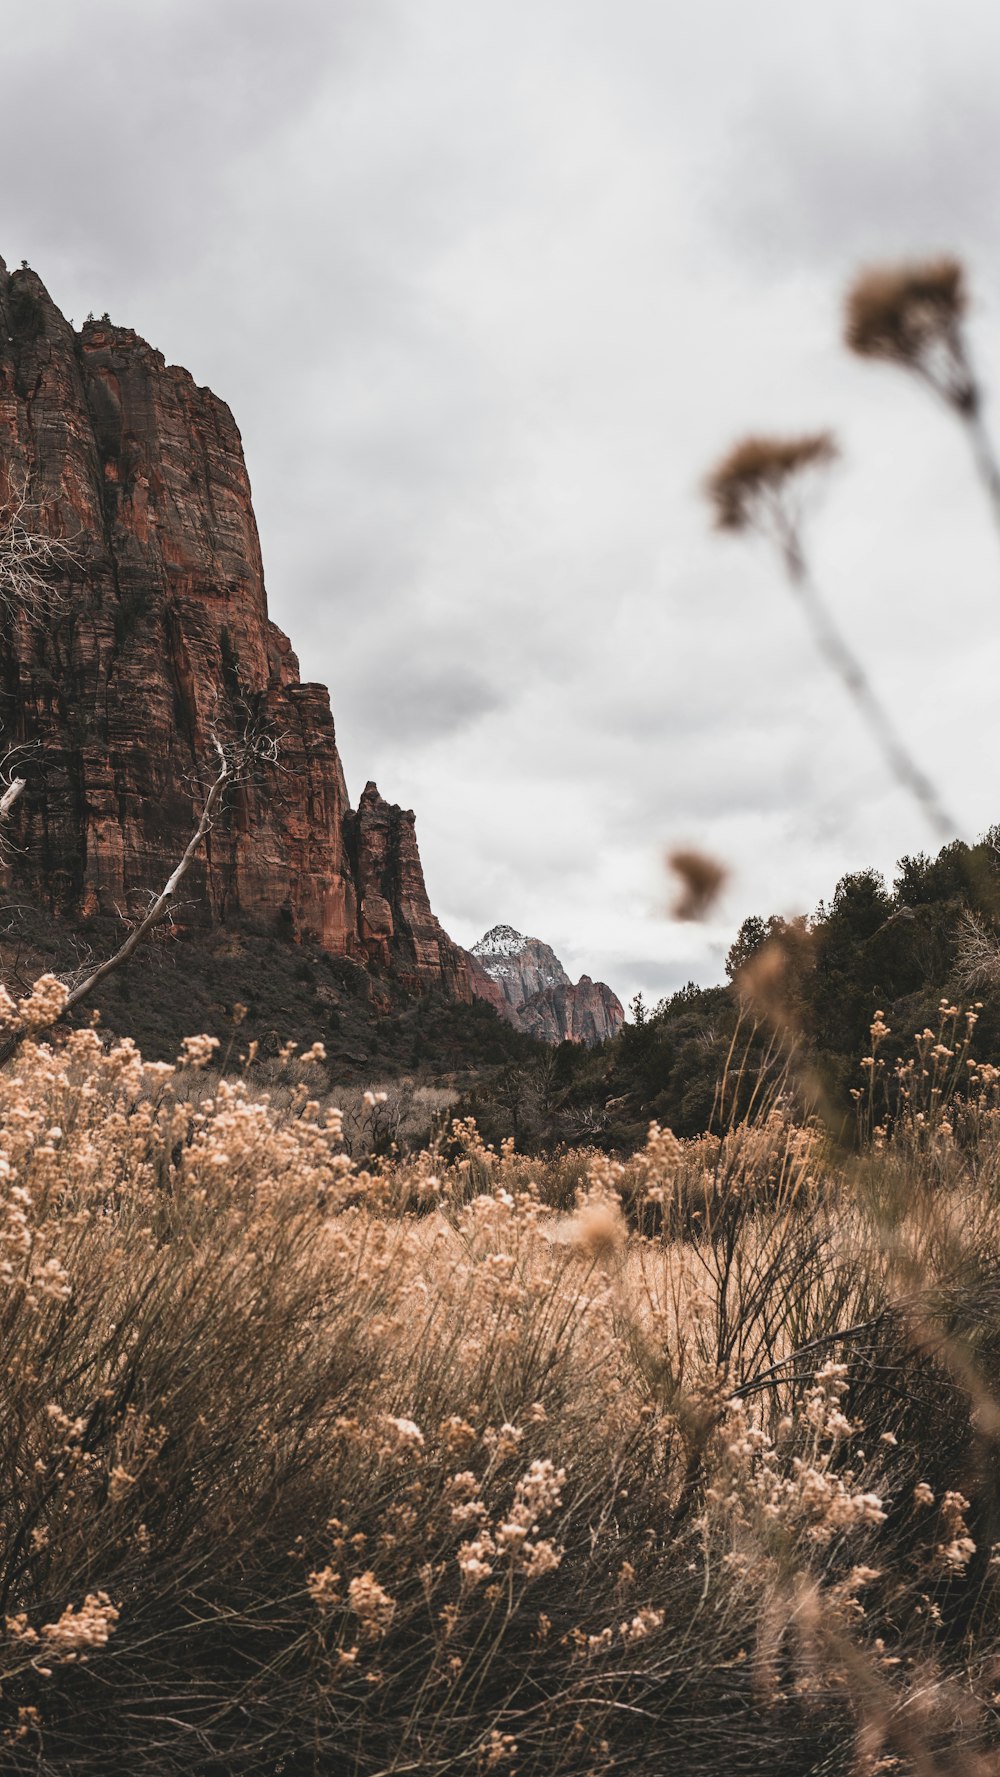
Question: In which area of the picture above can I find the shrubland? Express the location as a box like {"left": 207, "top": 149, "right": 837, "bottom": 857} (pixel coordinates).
{"left": 0, "top": 996, "right": 997, "bottom": 1772}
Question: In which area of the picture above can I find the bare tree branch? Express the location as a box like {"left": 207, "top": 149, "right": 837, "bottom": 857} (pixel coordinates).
{"left": 0, "top": 728, "right": 275, "bottom": 1065}
{"left": 0, "top": 469, "right": 81, "bottom": 617}
{"left": 61, "top": 739, "right": 230, "bottom": 1017}
{"left": 955, "top": 908, "right": 1000, "bottom": 994}
{"left": 0, "top": 776, "right": 24, "bottom": 822}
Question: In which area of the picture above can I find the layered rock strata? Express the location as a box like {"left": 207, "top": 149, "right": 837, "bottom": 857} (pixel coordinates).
{"left": 0, "top": 257, "right": 498, "bottom": 1006}
{"left": 472, "top": 924, "right": 624, "bottom": 1045}
{"left": 0, "top": 258, "right": 622, "bottom": 1041}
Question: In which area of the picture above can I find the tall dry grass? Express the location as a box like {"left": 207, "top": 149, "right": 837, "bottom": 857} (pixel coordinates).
{"left": 0, "top": 1011, "right": 997, "bottom": 1771}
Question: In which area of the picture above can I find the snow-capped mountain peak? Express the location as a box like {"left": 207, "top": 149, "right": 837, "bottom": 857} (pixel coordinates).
{"left": 468, "top": 923, "right": 622, "bottom": 1045}
{"left": 471, "top": 924, "right": 529, "bottom": 961}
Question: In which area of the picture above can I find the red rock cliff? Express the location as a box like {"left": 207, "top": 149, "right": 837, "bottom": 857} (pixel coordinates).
{"left": 0, "top": 256, "right": 498, "bottom": 1007}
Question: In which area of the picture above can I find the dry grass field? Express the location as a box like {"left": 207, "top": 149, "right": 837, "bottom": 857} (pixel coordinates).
{"left": 0, "top": 989, "right": 997, "bottom": 1772}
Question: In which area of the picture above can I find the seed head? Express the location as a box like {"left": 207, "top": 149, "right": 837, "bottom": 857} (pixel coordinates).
{"left": 667, "top": 849, "right": 728, "bottom": 922}
{"left": 704, "top": 433, "right": 837, "bottom": 534}
{"left": 845, "top": 257, "right": 966, "bottom": 365}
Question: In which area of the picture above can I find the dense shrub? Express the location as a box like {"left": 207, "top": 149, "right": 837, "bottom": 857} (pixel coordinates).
{"left": 0, "top": 1013, "right": 997, "bottom": 1770}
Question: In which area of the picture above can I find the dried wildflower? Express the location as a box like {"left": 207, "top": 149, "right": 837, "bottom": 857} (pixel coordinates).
{"left": 587, "top": 1626, "right": 614, "bottom": 1655}
{"left": 480, "top": 1730, "right": 518, "bottom": 1769}
{"left": 845, "top": 259, "right": 970, "bottom": 394}
{"left": 520, "top": 1538, "right": 561, "bottom": 1578}
{"left": 457, "top": 1535, "right": 495, "bottom": 1586}
{"left": 568, "top": 1193, "right": 625, "bottom": 1259}
{"left": 705, "top": 433, "right": 837, "bottom": 535}
{"left": 483, "top": 1459, "right": 568, "bottom": 1580}
{"left": 936, "top": 1490, "right": 976, "bottom": 1572}
{"left": 40, "top": 1592, "right": 119, "bottom": 1657}
{"left": 307, "top": 1565, "right": 341, "bottom": 1610}
{"left": 17, "top": 973, "right": 69, "bottom": 1031}
{"left": 383, "top": 1414, "right": 425, "bottom": 1452}
{"left": 446, "top": 1470, "right": 481, "bottom": 1500}
{"left": 176, "top": 1034, "right": 220, "bottom": 1069}
{"left": 620, "top": 1606, "right": 664, "bottom": 1642}
{"left": 705, "top": 424, "right": 952, "bottom": 839}
{"left": 845, "top": 256, "right": 1000, "bottom": 552}
{"left": 347, "top": 1571, "right": 395, "bottom": 1638}
{"left": 484, "top": 1423, "right": 523, "bottom": 1461}
{"left": 7, "top": 1705, "right": 40, "bottom": 1743}
{"left": 667, "top": 848, "right": 728, "bottom": 922}
{"left": 733, "top": 925, "right": 812, "bottom": 1030}
{"left": 451, "top": 1497, "right": 488, "bottom": 1529}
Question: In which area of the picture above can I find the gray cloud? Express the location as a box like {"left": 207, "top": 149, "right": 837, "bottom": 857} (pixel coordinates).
{"left": 3, "top": 0, "right": 1000, "bottom": 1006}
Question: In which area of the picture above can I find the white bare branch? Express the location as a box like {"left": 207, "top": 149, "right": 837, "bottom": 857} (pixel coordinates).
{"left": 0, "top": 469, "right": 81, "bottom": 617}
{"left": 0, "top": 777, "right": 24, "bottom": 821}
{"left": 59, "top": 745, "right": 231, "bottom": 1016}
{"left": 0, "top": 738, "right": 40, "bottom": 863}
{"left": 955, "top": 909, "right": 1000, "bottom": 994}
{"left": 0, "top": 725, "right": 279, "bottom": 1062}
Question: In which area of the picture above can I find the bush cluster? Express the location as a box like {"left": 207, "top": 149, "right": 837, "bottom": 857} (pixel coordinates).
{"left": 0, "top": 1012, "right": 997, "bottom": 1770}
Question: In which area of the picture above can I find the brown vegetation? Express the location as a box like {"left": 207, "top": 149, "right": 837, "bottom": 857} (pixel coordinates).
{"left": 703, "top": 432, "right": 838, "bottom": 538}
{"left": 667, "top": 848, "right": 729, "bottom": 922}
{"left": 844, "top": 259, "right": 969, "bottom": 391}
{"left": 0, "top": 1005, "right": 996, "bottom": 1771}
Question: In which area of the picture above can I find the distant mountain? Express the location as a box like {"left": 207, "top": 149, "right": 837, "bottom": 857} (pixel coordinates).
{"left": 471, "top": 925, "right": 624, "bottom": 1045}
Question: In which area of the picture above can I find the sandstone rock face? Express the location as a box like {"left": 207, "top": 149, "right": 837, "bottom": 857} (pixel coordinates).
{"left": 347, "top": 783, "right": 502, "bottom": 1007}
{"left": 0, "top": 257, "right": 493, "bottom": 1005}
{"left": 471, "top": 924, "right": 570, "bottom": 1008}
{"left": 0, "top": 258, "right": 621, "bottom": 1037}
{"left": 518, "top": 976, "right": 626, "bottom": 1046}
{"left": 471, "top": 925, "right": 624, "bottom": 1045}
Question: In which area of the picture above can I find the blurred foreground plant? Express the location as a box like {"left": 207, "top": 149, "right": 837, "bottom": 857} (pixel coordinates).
{"left": 705, "top": 430, "right": 954, "bottom": 841}
{"left": 845, "top": 256, "right": 1000, "bottom": 541}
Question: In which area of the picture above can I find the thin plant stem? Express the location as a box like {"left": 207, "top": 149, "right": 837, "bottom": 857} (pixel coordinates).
{"left": 961, "top": 399, "right": 1000, "bottom": 548}
{"left": 777, "top": 519, "right": 955, "bottom": 844}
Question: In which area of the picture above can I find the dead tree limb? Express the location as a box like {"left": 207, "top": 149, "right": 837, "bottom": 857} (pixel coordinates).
{"left": 0, "top": 734, "right": 262, "bottom": 1066}
{"left": 0, "top": 469, "right": 80, "bottom": 618}
{"left": 62, "top": 741, "right": 229, "bottom": 1016}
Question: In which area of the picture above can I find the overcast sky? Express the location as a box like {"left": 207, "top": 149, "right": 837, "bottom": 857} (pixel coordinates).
{"left": 4, "top": 0, "right": 1000, "bottom": 1008}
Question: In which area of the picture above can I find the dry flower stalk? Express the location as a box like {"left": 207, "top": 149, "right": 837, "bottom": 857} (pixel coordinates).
{"left": 844, "top": 258, "right": 971, "bottom": 400}
{"left": 706, "top": 431, "right": 954, "bottom": 841}
{"left": 845, "top": 256, "right": 1000, "bottom": 548}
{"left": 705, "top": 432, "right": 838, "bottom": 537}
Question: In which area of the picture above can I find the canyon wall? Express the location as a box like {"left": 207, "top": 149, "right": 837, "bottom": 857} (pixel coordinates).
{"left": 0, "top": 257, "right": 499, "bottom": 1007}
{"left": 0, "top": 258, "right": 623, "bottom": 1045}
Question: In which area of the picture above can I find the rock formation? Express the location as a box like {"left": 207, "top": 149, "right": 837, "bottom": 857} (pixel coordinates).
{"left": 471, "top": 925, "right": 624, "bottom": 1045}
{"left": 0, "top": 257, "right": 618, "bottom": 1040}
{"left": 0, "top": 256, "right": 504, "bottom": 1006}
